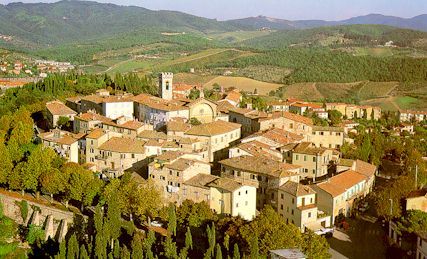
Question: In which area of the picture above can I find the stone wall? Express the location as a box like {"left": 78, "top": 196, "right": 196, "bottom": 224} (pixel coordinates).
{"left": 0, "top": 193, "right": 79, "bottom": 242}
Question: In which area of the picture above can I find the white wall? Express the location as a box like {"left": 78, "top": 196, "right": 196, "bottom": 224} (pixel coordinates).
{"left": 102, "top": 102, "right": 134, "bottom": 119}
{"left": 232, "top": 185, "right": 257, "bottom": 221}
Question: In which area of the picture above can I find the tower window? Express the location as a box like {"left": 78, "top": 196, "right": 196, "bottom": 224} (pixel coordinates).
{"left": 166, "top": 81, "right": 170, "bottom": 90}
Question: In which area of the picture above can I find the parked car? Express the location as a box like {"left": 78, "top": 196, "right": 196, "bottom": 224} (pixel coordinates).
{"left": 314, "top": 227, "right": 334, "bottom": 238}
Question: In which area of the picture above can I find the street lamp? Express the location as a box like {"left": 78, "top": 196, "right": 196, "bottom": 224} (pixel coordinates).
{"left": 389, "top": 198, "right": 393, "bottom": 216}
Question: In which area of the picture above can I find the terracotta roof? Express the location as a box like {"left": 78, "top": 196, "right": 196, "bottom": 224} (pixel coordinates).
{"left": 220, "top": 155, "right": 300, "bottom": 178}
{"left": 98, "top": 137, "right": 146, "bottom": 153}
{"left": 407, "top": 188, "right": 427, "bottom": 199}
{"left": 207, "top": 177, "right": 243, "bottom": 192}
{"left": 230, "top": 108, "right": 269, "bottom": 119}
{"left": 313, "top": 126, "right": 344, "bottom": 132}
{"left": 247, "top": 128, "right": 304, "bottom": 146}
{"left": 154, "top": 151, "right": 185, "bottom": 162}
{"left": 184, "top": 174, "right": 219, "bottom": 189}
{"left": 137, "top": 130, "right": 167, "bottom": 140}
{"left": 167, "top": 120, "right": 191, "bottom": 132}
{"left": 274, "top": 111, "right": 313, "bottom": 125}
{"left": 185, "top": 120, "right": 241, "bottom": 137}
{"left": 173, "top": 83, "right": 195, "bottom": 92}
{"left": 216, "top": 100, "right": 236, "bottom": 113}
{"left": 86, "top": 128, "right": 106, "bottom": 139}
{"left": 315, "top": 170, "right": 367, "bottom": 197}
{"left": 291, "top": 102, "right": 322, "bottom": 109}
{"left": 82, "top": 95, "right": 133, "bottom": 104}
{"left": 268, "top": 100, "right": 289, "bottom": 106}
{"left": 75, "top": 112, "right": 112, "bottom": 123}
{"left": 46, "top": 101, "right": 77, "bottom": 116}
{"left": 279, "top": 181, "right": 316, "bottom": 197}
{"left": 293, "top": 142, "right": 328, "bottom": 155}
{"left": 39, "top": 130, "right": 80, "bottom": 145}
{"left": 235, "top": 141, "right": 281, "bottom": 161}
{"left": 103, "top": 120, "right": 145, "bottom": 130}
{"left": 355, "top": 160, "right": 377, "bottom": 178}
{"left": 224, "top": 90, "right": 241, "bottom": 103}
{"left": 145, "top": 139, "right": 163, "bottom": 147}
{"left": 133, "top": 93, "right": 188, "bottom": 112}
{"left": 165, "top": 158, "right": 199, "bottom": 171}
{"left": 65, "top": 96, "right": 82, "bottom": 103}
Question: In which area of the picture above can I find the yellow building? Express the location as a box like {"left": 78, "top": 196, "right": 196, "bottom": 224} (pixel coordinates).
{"left": 291, "top": 142, "right": 333, "bottom": 181}
{"left": 183, "top": 174, "right": 257, "bottom": 221}
{"left": 274, "top": 181, "right": 330, "bottom": 231}
{"left": 219, "top": 155, "right": 301, "bottom": 210}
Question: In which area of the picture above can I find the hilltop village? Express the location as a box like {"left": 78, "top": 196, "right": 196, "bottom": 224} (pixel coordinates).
{"left": 38, "top": 72, "right": 387, "bottom": 232}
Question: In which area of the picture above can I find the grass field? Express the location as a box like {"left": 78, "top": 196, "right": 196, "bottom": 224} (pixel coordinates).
{"left": 394, "top": 96, "right": 423, "bottom": 110}
{"left": 353, "top": 47, "right": 394, "bottom": 57}
{"left": 173, "top": 73, "right": 217, "bottom": 85}
{"left": 356, "top": 81, "right": 398, "bottom": 99}
{"left": 208, "top": 31, "right": 272, "bottom": 43}
{"left": 203, "top": 76, "right": 282, "bottom": 95}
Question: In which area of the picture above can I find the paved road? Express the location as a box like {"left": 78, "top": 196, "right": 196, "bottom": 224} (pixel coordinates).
{"left": 328, "top": 218, "right": 387, "bottom": 259}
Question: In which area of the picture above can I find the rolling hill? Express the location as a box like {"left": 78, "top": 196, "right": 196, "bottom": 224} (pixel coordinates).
{"left": 226, "top": 14, "right": 427, "bottom": 32}
{"left": 0, "top": 0, "right": 240, "bottom": 47}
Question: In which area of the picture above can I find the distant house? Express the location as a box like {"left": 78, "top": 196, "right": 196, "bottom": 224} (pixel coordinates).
{"left": 45, "top": 100, "right": 77, "bottom": 128}
{"left": 406, "top": 188, "right": 427, "bottom": 212}
{"left": 39, "top": 129, "right": 84, "bottom": 163}
{"left": 399, "top": 110, "right": 427, "bottom": 122}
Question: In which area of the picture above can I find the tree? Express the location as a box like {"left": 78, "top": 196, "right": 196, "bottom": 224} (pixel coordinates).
{"left": 113, "top": 239, "right": 120, "bottom": 259}
{"left": 131, "top": 233, "right": 143, "bottom": 259}
{"left": 240, "top": 206, "right": 302, "bottom": 256}
{"left": 185, "top": 227, "right": 193, "bottom": 250}
{"left": 0, "top": 139, "right": 13, "bottom": 185}
{"left": 177, "top": 200, "right": 217, "bottom": 228}
{"left": 143, "top": 230, "right": 156, "bottom": 259}
{"left": 79, "top": 245, "right": 89, "bottom": 259}
{"left": 396, "top": 210, "right": 427, "bottom": 234}
{"left": 57, "top": 116, "right": 70, "bottom": 129}
{"left": 163, "top": 236, "right": 178, "bottom": 259}
{"left": 40, "top": 168, "right": 67, "bottom": 201}
{"left": 328, "top": 110, "right": 342, "bottom": 126}
{"left": 131, "top": 179, "right": 163, "bottom": 222}
{"left": 67, "top": 234, "right": 79, "bottom": 259}
{"left": 232, "top": 243, "right": 240, "bottom": 259}
{"left": 22, "top": 146, "right": 57, "bottom": 194}
{"left": 120, "top": 245, "right": 131, "bottom": 259}
{"left": 57, "top": 239, "right": 67, "bottom": 259}
{"left": 249, "top": 234, "right": 259, "bottom": 259}
{"left": 189, "top": 117, "right": 202, "bottom": 126}
{"left": 301, "top": 230, "right": 330, "bottom": 259}
{"left": 215, "top": 244, "right": 222, "bottom": 259}
{"left": 26, "top": 224, "right": 45, "bottom": 245}
{"left": 168, "top": 204, "right": 177, "bottom": 236}
{"left": 189, "top": 89, "right": 200, "bottom": 100}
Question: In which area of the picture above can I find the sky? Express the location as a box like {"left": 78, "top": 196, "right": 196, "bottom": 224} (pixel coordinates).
{"left": 1, "top": 0, "right": 427, "bottom": 21}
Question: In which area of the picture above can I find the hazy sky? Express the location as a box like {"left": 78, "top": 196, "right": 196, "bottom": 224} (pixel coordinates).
{"left": 1, "top": 0, "right": 427, "bottom": 21}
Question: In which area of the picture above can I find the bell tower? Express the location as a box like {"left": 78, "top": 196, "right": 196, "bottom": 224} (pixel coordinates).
{"left": 159, "top": 72, "right": 173, "bottom": 100}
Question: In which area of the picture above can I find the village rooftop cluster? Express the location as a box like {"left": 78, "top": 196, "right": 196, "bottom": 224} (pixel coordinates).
{"left": 38, "top": 72, "right": 422, "bottom": 234}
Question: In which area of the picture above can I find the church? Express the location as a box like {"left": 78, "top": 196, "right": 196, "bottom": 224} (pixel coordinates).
{"left": 133, "top": 72, "right": 218, "bottom": 129}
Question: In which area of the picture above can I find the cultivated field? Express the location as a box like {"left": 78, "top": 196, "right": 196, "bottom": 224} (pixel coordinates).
{"left": 203, "top": 76, "right": 282, "bottom": 95}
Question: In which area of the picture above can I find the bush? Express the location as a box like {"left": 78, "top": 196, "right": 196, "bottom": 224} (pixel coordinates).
{"left": 26, "top": 225, "right": 45, "bottom": 245}
{"left": 15, "top": 200, "right": 28, "bottom": 222}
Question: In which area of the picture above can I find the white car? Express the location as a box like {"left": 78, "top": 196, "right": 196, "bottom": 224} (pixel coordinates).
{"left": 314, "top": 227, "right": 334, "bottom": 237}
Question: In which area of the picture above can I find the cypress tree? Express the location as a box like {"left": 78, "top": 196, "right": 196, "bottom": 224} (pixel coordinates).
{"left": 215, "top": 244, "right": 222, "bottom": 259}
{"left": 232, "top": 243, "right": 240, "bottom": 259}
{"left": 79, "top": 244, "right": 89, "bottom": 259}
{"left": 66, "top": 234, "right": 79, "bottom": 259}
{"left": 185, "top": 227, "right": 193, "bottom": 250}
{"left": 131, "top": 233, "right": 144, "bottom": 259}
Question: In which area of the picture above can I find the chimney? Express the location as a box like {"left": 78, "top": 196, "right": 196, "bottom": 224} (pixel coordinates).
{"left": 246, "top": 103, "right": 253, "bottom": 110}
{"left": 199, "top": 88, "right": 204, "bottom": 99}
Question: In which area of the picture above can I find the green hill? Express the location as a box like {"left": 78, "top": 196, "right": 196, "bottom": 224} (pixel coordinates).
{"left": 243, "top": 25, "right": 427, "bottom": 50}
{"left": 0, "top": 0, "right": 240, "bottom": 47}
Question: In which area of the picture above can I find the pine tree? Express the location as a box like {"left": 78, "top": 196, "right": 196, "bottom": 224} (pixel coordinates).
{"left": 232, "top": 243, "right": 240, "bottom": 259}
{"left": 131, "top": 233, "right": 144, "bottom": 259}
{"left": 120, "top": 245, "right": 131, "bottom": 259}
{"left": 215, "top": 244, "right": 222, "bottom": 259}
{"left": 144, "top": 230, "right": 156, "bottom": 259}
{"left": 66, "top": 234, "right": 79, "bottom": 259}
{"left": 113, "top": 239, "right": 120, "bottom": 259}
{"left": 79, "top": 244, "right": 89, "bottom": 259}
{"left": 249, "top": 234, "right": 259, "bottom": 259}
{"left": 167, "top": 204, "right": 177, "bottom": 236}
{"left": 185, "top": 226, "right": 193, "bottom": 250}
